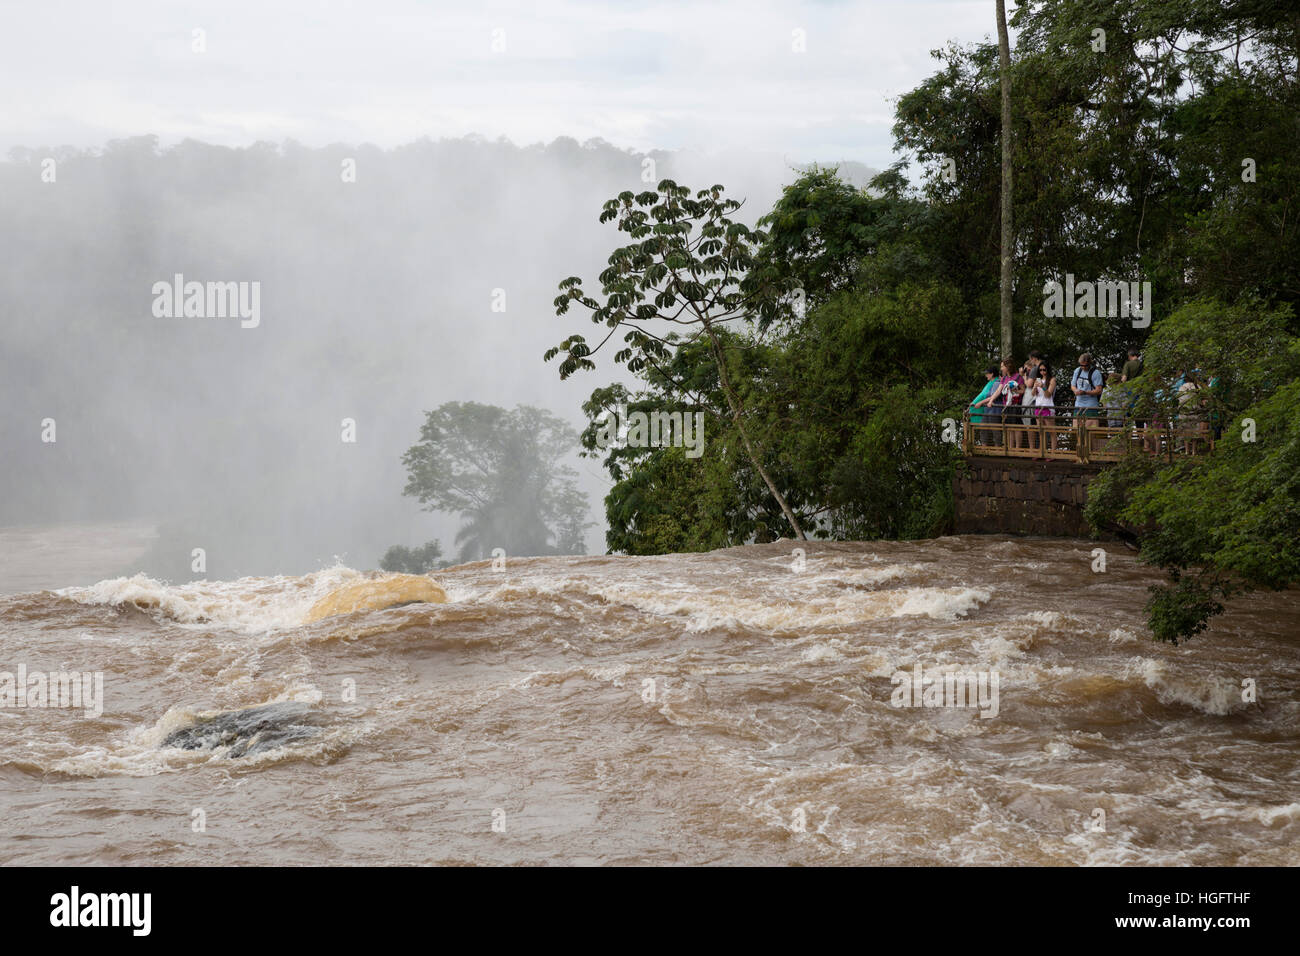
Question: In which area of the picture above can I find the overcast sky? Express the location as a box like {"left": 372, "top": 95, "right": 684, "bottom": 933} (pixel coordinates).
{"left": 3, "top": 0, "right": 1005, "bottom": 166}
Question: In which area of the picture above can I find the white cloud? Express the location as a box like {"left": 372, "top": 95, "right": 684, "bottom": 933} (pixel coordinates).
{"left": 0, "top": 0, "right": 999, "bottom": 164}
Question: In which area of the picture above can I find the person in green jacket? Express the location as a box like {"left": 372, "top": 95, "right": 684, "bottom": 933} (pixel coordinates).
{"left": 970, "top": 365, "right": 1000, "bottom": 445}
{"left": 1121, "top": 348, "right": 1143, "bottom": 382}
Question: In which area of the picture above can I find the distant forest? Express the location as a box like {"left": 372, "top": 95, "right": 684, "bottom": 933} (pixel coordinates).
{"left": 0, "top": 134, "right": 869, "bottom": 579}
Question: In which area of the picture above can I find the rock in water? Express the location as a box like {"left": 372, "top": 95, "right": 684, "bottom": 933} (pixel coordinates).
{"left": 160, "top": 702, "right": 323, "bottom": 758}
{"left": 305, "top": 573, "right": 447, "bottom": 623}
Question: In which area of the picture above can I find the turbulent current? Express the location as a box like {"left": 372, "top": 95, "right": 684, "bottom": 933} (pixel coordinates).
{"left": 1, "top": 534, "right": 1297, "bottom": 865}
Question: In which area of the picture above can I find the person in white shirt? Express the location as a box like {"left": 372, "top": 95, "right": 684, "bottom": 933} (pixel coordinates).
{"left": 1024, "top": 361, "right": 1057, "bottom": 456}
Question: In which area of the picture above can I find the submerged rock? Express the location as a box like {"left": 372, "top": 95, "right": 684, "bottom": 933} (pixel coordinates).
{"left": 161, "top": 702, "right": 323, "bottom": 758}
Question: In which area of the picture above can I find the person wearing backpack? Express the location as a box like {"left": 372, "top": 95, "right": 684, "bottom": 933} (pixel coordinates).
{"left": 1070, "top": 352, "right": 1104, "bottom": 429}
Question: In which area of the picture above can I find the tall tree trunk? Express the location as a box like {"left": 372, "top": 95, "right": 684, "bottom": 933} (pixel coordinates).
{"left": 703, "top": 325, "right": 807, "bottom": 541}
{"left": 996, "top": 0, "right": 1014, "bottom": 360}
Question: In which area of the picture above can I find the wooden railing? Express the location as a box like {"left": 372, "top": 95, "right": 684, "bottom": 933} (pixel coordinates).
{"left": 962, "top": 406, "right": 1216, "bottom": 463}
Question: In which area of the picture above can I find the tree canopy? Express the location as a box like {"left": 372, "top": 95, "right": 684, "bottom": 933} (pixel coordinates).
{"left": 400, "top": 402, "right": 590, "bottom": 562}
{"left": 378, "top": 540, "right": 448, "bottom": 574}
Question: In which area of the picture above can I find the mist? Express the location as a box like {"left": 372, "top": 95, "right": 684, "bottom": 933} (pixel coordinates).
{"left": 0, "top": 134, "right": 875, "bottom": 579}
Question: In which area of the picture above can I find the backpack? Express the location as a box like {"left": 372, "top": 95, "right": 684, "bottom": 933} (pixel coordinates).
{"left": 1073, "top": 367, "right": 1100, "bottom": 393}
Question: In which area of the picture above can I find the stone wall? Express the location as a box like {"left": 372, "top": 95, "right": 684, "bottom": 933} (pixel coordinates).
{"left": 953, "top": 456, "right": 1106, "bottom": 537}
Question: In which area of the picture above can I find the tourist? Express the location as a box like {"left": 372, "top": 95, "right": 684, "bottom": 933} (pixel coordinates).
{"left": 1101, "top": 372, "right": 1126, "bottom": 427}
{"left": 1025, "top": 361, "right": 1057, "bottom": 456}
{"left": 1070, "top": 352, "right": 1104, "bottom": 428}
{"left": 1121, "top": 347, "right": 1143, "bottom": 382}
{"left": 1146, "top": 369, "right": 1181, "bottom": 453}
{"left": 1208, "top": 373, "right": 1225, "bottom": 440}
{"left": 1176, "top": 372, "right": 1205, "bottom": 452}
{"left": 1019, "top": 354, "right": 1041, "bottom": 448}
{"left": 970, "top": 365, "right": 1000, "bottom": 445}
{"left": 993, "top": 358, "right": 1024, "bottom": 449}
{"left": 1023, "top": 351, "right": 1044, "bottom": 381}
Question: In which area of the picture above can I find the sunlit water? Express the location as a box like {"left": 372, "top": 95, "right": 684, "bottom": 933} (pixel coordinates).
{"left": 1, "top": 528, "right": 1297, "bottom": 865}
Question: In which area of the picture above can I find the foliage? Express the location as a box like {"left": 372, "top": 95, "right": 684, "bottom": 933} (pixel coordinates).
{"left": 749, "top": 165, "right": 920, "bottom": 313}
{"left": 575, "top": 336, "right": 799, "bottom": 552}
{"left": 549, "top": 0, "right": 1300, "bottom": 643}
{"left": 1086, "top": 301, "right": 1300, "bottom": 640}
{"left": 547, "top": 178, "right": 811, "bottom": 537}
{"left": 546, "top": 180, "right": 788, "bottom": 380}
{"left": 400, "top": 402, "right": 591, "bottom": 562}
{"left": 378, "top": 540, "right": 448, "bottom": 574}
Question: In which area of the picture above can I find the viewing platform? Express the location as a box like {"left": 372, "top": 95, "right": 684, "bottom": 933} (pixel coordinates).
{"left": 960, "top": 406, "right": 1216, "bottom": 463}
{"left": 955, "top": 407, "right": 1216, "bottom": 536}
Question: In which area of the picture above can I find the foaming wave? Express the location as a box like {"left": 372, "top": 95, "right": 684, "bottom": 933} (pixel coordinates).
{"left": 801, "top": 643, "right": 842, "bottom": 663}
{"left": 472, "top": 574, "right": 990, "bottom": 634}
{"left": 816, "top": 564, "right": 928, "bottom": 587}
{"left": 45, "top": 684, "right": 346, "bottom": 777}
{"left": 1192, "top": 801, "right": 1300, "bottom": 828}
{"left": 1124, "top": 658, "right": 1248, "bottom": 715}
{"left": 967, "top": 611, "right": 1083, "bottom": 660}
{"left": 512, "top": 663, "right": 634, "bottom": 689}
{"left": 59, "top": 566, "right": 367, "bottom": 634}
{"left": 1253, "top": 803, "right": 1300, "bottom": 828}
{"left": 891, "top": 587, "right": 991, "bottom": 622}
{"left": 1107, "top": 627, "right": 1139, "bottom": 644}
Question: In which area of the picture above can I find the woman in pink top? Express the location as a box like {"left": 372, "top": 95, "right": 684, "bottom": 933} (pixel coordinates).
{"left": 992, "top": 358, "right": 1024, "bottom": 449}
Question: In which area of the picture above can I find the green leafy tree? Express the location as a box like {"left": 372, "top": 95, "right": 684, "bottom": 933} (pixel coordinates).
{"left": 378, "top": 540, "right": 447, "bottom": 573}
{"left": 546, "top": 179, "right": 808, "bottom": 539}
{"left": 759, "top": 273, "right": 971, "bottom": 538}
{"left": 888, "top": 0, "right": 1300, "bottom": 362}
{"left": 1086, "top": 299, "right": 1300, "bottom": 641}
{"left": 749, "top": 165, "right": 899, "bottom": 312}
{"left": 576, "top": 337, "right": 802, "bottom": 553}
{"left": 400, "top": 402, "right": 591, "bottom": 561}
